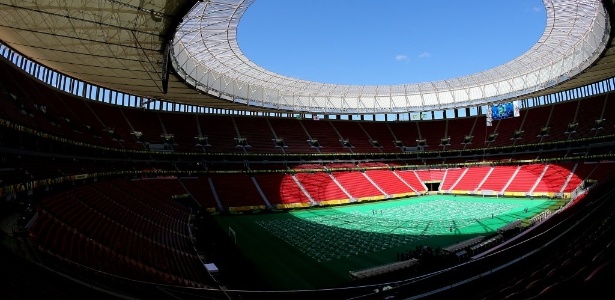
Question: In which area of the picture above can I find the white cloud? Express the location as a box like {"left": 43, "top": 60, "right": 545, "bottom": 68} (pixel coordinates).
{"left": 532, "top": 6, "right": 540, "bottom": 12}
{"left": 418, "top": 52, "right": 431, "bottom": 59}
{"left": 395, "top": 54, "right": 409, "bottom": 61}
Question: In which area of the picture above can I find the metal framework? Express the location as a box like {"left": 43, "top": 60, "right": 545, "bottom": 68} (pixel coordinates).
{"left": 172, "top": 0, "right": 610, "bottom": 114}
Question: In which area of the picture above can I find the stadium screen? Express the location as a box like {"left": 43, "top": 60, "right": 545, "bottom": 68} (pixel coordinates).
{"left": 486, "top": 101, "right": 519, "bottom": 126}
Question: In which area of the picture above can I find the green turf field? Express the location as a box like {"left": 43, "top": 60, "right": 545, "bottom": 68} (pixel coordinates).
{"left": 213, "top": 195, "right": 566, "bottom": 290}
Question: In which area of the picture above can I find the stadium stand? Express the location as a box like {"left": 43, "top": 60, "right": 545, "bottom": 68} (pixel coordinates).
{"left": 449, "top": 165, "right": 492, "bottom": 194}
{"left": 179, "top": 177, "right": 220, "bottom": 212}
{"left": 333, "top": 171, "right": 385, "bottom": 201}
{"left": 2, "top": 59, "right": 615, "bottom": 300}
{"left": 364, "top": 169, "right": 416, "bottom": 198}
{"left": 269, "top": 117, "right": 315, "bottom": 154}
{"left": 2, "top": 1, "right": 615, "bottom": 299}
{"left": 478, "top": 165, "right": 518, "bottom": 195}
{"left": 208, "top": 173, "right": 269, "bottom": 211}
{"left": 254, "top": 173, "right": 313, "bottom": 209}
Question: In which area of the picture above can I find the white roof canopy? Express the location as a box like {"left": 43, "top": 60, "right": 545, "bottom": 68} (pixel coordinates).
{"left": 0, "top": 0, "right": 612, "bottom": 114}
{"left": 172, "top": 0, "right": 610, "bottom": 113}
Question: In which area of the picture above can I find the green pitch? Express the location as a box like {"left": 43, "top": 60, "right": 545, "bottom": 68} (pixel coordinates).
{"left": 213, "top": 195, "right": 564, "bottom": 290}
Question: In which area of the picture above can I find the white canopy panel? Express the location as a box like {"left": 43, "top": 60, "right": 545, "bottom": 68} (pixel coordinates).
{"left": 172, "top": 0, "right": 610, "bottom": 113}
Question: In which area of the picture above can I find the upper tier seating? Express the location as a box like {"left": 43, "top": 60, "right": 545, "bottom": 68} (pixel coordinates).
{"left": 1, "top": 58, "right": 615, "bottom": 156}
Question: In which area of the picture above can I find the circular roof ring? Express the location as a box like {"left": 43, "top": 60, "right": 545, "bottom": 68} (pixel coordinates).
{"left": 172, "top": 0, "right": 610, "bottom": 114}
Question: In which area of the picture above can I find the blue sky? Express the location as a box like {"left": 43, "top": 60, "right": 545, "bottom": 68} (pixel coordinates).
{"left": 237, "top": 0, "right": 546, "bottom": 86}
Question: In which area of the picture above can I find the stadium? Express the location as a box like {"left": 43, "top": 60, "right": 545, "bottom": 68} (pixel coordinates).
{"left": 1, "top": 0, "right": 615, "bottom": 299}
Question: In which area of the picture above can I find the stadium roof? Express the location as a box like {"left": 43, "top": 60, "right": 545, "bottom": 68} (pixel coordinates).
{"left": 0, "top": 0, "right": 614, "bottom": 114}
